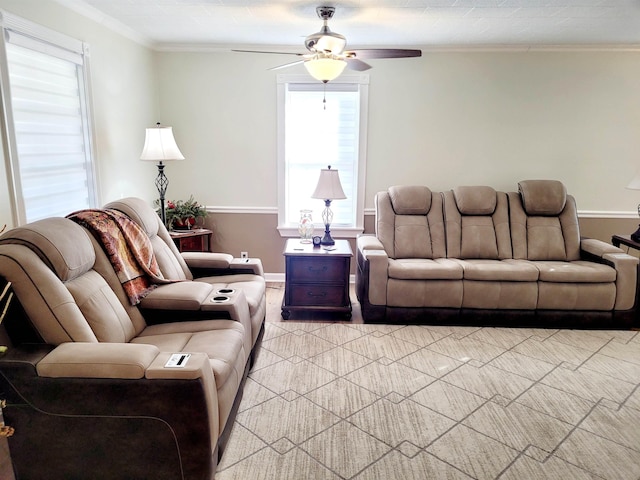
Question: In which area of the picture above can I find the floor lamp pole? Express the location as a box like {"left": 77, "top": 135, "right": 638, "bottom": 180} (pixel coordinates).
{"left": 155, "top": 161, "right": 169, "bottom": 226}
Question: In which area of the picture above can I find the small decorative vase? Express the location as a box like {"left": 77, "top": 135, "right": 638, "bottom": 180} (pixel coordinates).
{"left": 298, "top": 209, "right": 314, "bottom": 243}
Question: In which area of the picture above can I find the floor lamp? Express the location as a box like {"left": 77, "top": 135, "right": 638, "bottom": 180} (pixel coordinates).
{"left": 311, "top": 165, "right": 346, "bottom": 246}
{"left": 140, "top": 123, "right": 185, "bottom": 226}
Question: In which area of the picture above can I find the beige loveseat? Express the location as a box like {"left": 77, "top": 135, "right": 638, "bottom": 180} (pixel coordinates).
{"left": 356, "top": 180, "right": 638, "bottom": 326}
{"left": 0, "top": 202, "right": 265, "bottom": 479}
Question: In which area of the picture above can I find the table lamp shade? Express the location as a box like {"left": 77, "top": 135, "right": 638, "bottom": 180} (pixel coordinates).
{"left": 311, "top": 167, "right": 346, "bottom": 200}
{"left": 140, "top": 125, "right": 184, "bottom": 161}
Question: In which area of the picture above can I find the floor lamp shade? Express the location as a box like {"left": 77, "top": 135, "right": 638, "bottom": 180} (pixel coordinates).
{"left": 140, "top": 123, "right": 185, "bottom": 226}
{"left": 311, "top": 166, "right": 346, "bottom": 245}
{"left": 140, "top": 124, "right": 185, "bottom": 161}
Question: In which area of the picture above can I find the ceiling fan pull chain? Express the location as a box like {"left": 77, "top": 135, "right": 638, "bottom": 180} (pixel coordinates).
{"left": 323, "top": 83, "right": 327, "bottom": 110}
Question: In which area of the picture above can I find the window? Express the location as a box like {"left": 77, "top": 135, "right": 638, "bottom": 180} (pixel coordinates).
{"left": 0, "top": 12, "right": 97, "bottom": 224}
{"left": 277, "top": 74, "right": 368, "bottom": 237}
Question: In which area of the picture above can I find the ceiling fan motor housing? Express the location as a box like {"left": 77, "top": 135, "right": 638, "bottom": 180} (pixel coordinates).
{"left": 305, "top": 6, "right": 346, "bottom": 54}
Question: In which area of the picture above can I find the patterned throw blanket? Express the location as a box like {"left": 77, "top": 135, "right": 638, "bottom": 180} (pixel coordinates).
{"left": 68, "top": 208, "right": 172, "bottom": 305}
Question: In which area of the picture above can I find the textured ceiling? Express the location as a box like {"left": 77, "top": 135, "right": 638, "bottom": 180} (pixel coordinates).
{"left": 56, "top": 0, "right": 640, "bottom": 49}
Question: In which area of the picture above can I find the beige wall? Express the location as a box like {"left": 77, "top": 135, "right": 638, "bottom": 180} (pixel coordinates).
{"left": 155, "top": 48, "right": 640, "bottom": 214}
{"left": 2, "top": 2, "right": 640, "bottom": 276}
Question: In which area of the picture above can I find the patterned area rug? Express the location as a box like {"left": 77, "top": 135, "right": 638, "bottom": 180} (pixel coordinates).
{"left": 216, "top": 322, "right": 640, "bottom": 480}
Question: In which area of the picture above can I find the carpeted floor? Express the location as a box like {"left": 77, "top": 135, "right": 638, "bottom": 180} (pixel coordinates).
{"left": 216, "top": 288, "right": 640, "bottom": 479}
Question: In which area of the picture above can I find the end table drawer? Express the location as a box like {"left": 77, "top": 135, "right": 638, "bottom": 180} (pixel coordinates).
{"left": 288, "top": 257, "right": 345, "bottom": 282}
{"left": 289, "top": 285, "right": 347, "bottom": 306}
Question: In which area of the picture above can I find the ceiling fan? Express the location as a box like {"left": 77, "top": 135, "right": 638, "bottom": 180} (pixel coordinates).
{"left": 233, "top": 6, "right": 422, "bottom": 83}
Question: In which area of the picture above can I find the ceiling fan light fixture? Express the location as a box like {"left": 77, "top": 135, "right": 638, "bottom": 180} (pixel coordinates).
{"left": 304, "top": 57, "right": 347, "bottom": 83}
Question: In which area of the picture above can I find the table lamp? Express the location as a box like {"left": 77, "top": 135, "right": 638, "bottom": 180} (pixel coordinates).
{"left": 311, "top": 165, "right": 346, "bottom": 246}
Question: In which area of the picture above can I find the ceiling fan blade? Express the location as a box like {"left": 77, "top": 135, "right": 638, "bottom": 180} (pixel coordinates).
{"left": 345, "top": 49, "right": 422, "bottom": 60}
{"left": 345, "top": 58, "right": 371, "bottom": 72}
{"left": 268, "top": 60, "right": 306, "bottom": 71}
{"left": 232, "top": 49, "right": 304, "bottom": 57}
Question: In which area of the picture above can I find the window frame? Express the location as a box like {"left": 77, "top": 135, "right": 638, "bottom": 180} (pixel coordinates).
{"left": 276, "top": 73, "right": 369, "bottom": 238}
{"left": 0, "top": 11, "right": 98, "bottom": 225}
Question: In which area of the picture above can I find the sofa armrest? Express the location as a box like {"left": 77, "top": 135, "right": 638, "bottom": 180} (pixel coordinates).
{"left": 581, "top": 237, "right": 639, "bottom": 310}
{"left": 356, "top": 236, "right": 389, "bottom": 306}
{"left": 604, "top": 252, "right": 639, "bottom": 310}
{"left": 580, "top": 237, "right": 625, "bottom": 257}
{"left": 0, "top": 344, "right": 219, "bottom": 480}
{"left": 140, "top": 281, "right": 214, "bottom": 311}
{"left": 357, "top": 234, "right": 386, "bottom": 252}
{"left": 183, "top": 252, "right": 264, "bottom": 276}
{"left": 36, "top": 343, "right": 160, "bottom": 379}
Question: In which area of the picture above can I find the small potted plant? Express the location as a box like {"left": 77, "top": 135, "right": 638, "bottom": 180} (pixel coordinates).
{"left": 162, "top": 196, "right": 207, "bottom": 230}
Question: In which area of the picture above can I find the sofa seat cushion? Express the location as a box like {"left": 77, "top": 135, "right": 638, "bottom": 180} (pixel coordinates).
{"left": 533, "top": 261, "right": 616, "bottom": 283}
{"left": 388, "top": 258, "right": 463, "bottom": 280}
{"left": 133, "top": 320, "right": 245, "bottom": 389}
{"left": 453, "top": 259, "right": 539, "bottom": 281}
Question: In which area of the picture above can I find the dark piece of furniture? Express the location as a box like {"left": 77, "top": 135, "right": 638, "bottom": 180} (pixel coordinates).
{"left": 612, "top": 234, "right": 640, "bottom": 251}
{"left": 282, "top": 238, "right": 352, "bottom": 319}
{"left": 169, "top": 228, "right": 212, "bottom": 252}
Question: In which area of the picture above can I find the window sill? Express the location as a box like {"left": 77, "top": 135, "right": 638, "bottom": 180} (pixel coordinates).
{"left": 277, "top": 226, "right": 364, "bottom": 238}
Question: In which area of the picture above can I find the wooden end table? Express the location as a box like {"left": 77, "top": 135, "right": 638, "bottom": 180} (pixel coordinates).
{"left": 612, "top": 234, "right": 640, "bottom": 251}
{"left": 281, "top": 238, "right": 352, "bottom": 319}
{"left": 169, "top": 228, "right": 212, "bottom": 252}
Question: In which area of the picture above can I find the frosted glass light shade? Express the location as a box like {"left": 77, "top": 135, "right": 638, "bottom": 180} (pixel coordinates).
{"left": 140, "top": 125, "right": 185, "bottom": 161}
{"left": 312, "top": 166, "right": 347, "bottom": 200}
{"left": 304, "top": 57, "right": 347, "bottom": 83}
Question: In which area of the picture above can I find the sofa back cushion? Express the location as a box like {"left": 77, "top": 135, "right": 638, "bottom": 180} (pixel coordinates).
{"left": 0, "top": 218, "right": 140, "bottom": 345}
{"left": 509, "top": 180, "right": 580, "bottom": 261}
{"left": 376, "top": 186, "right": 445, "bottom": 259}
{"left": 444, "top": 186, "right": 512, "bottom": 260}
{"left": 105, "top": 198, "right": 192, "bottom": 281}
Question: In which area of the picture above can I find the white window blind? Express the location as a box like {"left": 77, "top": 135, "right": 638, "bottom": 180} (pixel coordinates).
{"left": 285, "top": 83, "right": 359, "bottom": 227}
{"left": 0, "top": 15, "right": 97, "bottom": 223}
{"left": 277, "top": 74, "right": 369, "bottom": 237}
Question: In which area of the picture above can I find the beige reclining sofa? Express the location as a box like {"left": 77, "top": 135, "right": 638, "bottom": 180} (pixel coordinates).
{"left": 356, "top": 180, "right": 638, "bottom": 326}
{"left": 0, "top": 201, "right": 266, "bottom": 479}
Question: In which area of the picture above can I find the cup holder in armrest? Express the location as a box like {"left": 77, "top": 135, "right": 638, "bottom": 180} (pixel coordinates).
{"left": 211, "top": 295, "right": 230, "bottom": 303}
{"left": 216, "top": 288, "right": 235, "bottom": 295}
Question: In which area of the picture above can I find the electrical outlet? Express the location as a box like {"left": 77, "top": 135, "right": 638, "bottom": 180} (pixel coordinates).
{"left": 240, "top": 251, "right": 248, "bottom": 259}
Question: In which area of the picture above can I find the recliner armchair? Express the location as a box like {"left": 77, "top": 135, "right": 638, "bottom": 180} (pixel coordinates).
{"left": 104, "top": 197, "right": 266, "bottom": 350}
{"left": 0, "top": 217, "right": 251, "bottom": 479}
